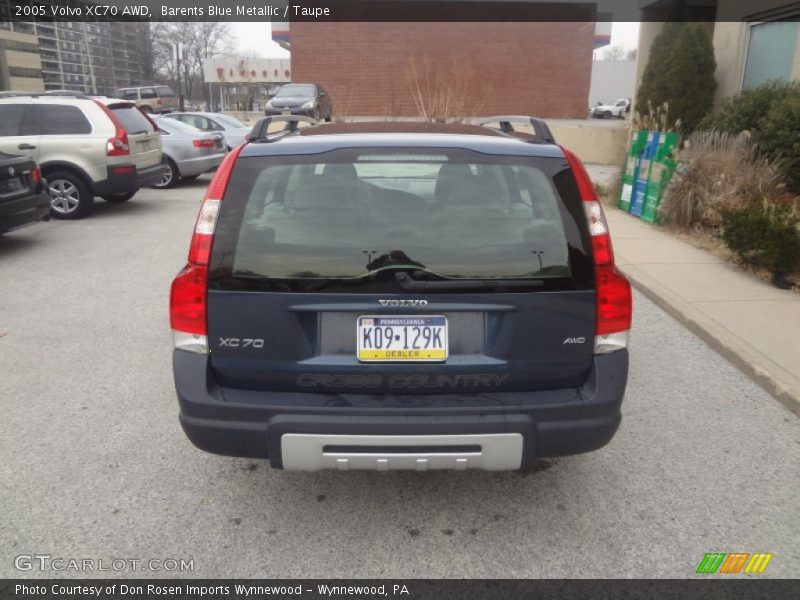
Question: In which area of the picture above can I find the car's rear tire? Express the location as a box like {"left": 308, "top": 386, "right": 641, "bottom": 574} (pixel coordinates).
{"left": 152, "top": 158, "right": 179, "bottom": 189}
{"left": 103, "top": 191, "right": 137, "bottom": 203}
{"left": 603, "top": 110, "right": 612, "bottom": 119}
{"left": 47, "top": 171, "right": 93, "bottom": 220}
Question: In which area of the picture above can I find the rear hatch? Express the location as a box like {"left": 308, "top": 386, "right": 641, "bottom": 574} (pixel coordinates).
{"left": 0, "top": 152, "right": 41, "bottom": 213}
{"left": 107, "top": 102, "right": 161, "bottom": 169}
{"left": 206, "top": 147, "right": 596, "bottom": 394}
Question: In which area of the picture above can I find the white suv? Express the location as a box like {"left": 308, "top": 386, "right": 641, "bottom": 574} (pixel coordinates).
{"left": 0, "top": 94, "right": 164, "bottom": 219}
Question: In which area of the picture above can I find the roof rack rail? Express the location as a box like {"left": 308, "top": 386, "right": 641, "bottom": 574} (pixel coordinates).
{"left": 0, "top": 91, "right": 93, "bottom": 100}
{"left": 475, "top": 115, "right": 556, "bottom": 144}
{"left": 247, "top": 115, "right": 319, "bottom": 143}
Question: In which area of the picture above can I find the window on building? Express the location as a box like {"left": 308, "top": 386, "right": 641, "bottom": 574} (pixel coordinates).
{"left": 743, "top": 20, "right": 800, "bottom": 89}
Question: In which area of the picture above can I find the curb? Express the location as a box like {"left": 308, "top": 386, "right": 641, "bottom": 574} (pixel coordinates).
{"left": 618, "top": 263, "right": 800, "bottom": 416}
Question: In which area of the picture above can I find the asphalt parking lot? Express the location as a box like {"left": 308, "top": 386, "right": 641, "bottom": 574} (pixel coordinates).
{"left": 1, "top": 178, "right": 799, "bottom": 579}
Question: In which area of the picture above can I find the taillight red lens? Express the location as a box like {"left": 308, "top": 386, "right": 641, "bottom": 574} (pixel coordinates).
{"left": 562, "top": 147, "right": 632, "bottom": 344}
{"left": 170, "top": 264, "right": 208, "bottom": 335}
{"left": 30, "top": 166, "right": 41, "bottom": 185}
{"left": 170, "top": 144, "right": 243, "bottom": 343}
{"left": 94, "top": 100, "right": 130, "bottom": 157}
{"left": 595, "top": 264, "right": 632, "bottom": 335}
{"left": 193, "top": 139, "right": 215, "bottom": 148}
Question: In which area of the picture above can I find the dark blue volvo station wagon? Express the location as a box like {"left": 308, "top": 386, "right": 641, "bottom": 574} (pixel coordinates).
{"left": 170, "top": 117, "right": 632, "bottom": 471}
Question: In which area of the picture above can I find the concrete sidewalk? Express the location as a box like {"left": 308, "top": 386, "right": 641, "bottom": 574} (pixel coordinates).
{"left": 605, "top": 207, "right": 800, "bottom": 414}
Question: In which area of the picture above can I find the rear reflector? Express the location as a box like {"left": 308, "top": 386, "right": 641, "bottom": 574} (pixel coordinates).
{"left": 169, "top": 145, "right": 243, "bottom": 353}
{"left": 562, "top": 147, "right": 632, "bottom": 354}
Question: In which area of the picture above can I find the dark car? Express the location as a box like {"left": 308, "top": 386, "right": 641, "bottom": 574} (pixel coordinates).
{"left": 0, "top": 152, "right": 50, "bottom": 235}
{"left": 264, "top": 83, "right": 333, "bottom": 122}
{"left": 170, "top": 117, "right": 632, "bottom": 472}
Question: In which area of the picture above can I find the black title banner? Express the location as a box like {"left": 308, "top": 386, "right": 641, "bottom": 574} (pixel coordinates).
{"left": 3, "top": 580, "right": 800, "bottom": 600}
{"left": 3, "top": 0, "right": 791, "bottom": 23}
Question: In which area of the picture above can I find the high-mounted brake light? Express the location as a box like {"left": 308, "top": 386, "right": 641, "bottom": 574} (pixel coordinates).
{"left": 169, "top": 145, "right": 243, "bottom": 354}
{"left": 94, "top": 100, "right": 130, "bottom": 157}
{"left": 562, "top": 147, "right": 632, "bottom": 354}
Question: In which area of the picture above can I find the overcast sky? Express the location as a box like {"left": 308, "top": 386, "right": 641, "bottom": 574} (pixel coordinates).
{"left": 230, "top": 21, "right": 640, "bottom": 59}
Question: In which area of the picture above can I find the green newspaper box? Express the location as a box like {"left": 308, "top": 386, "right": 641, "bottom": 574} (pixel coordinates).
{"left": 618, "top": 130, "right": 648, "bottom": 212}
{"left": 641, "top": 131, "right": 679, "bottom": 223}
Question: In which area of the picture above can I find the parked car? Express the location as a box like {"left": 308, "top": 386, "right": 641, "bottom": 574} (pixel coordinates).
{"left": 112, "top": 86, "right": 179, "bottom": 114}
{"left": 170, "top": 117, "right": 632, "bottom": 471}
{"left": 264, "top": 83, "right": 333, "bottom": 122}
{"left": 0, "top": 94, "right": 164, "bottom": 219}
{"left": 0, "top": 152, "right": 50, "bottom": 235}
{"left": 151, "top": 116, "right": 226, "bottom": 189}
{"left": 590, "top": 98, "right": 631, "bottom": 119}
{"left": 163, "top": 112, "right": 251, "bottom": 150}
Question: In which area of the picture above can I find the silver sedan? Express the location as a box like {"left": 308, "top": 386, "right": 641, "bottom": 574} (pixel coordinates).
{"left": 152, "top": 116, "right": 226, "bottom": 189}
{"left": 162, "top": 112, "right": 252, "bottom": 151}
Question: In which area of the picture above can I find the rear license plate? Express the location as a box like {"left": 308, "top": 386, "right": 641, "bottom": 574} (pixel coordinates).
{"left": 282, "top": 109, "right": 292, "bottom": 116}
{"left": 0, "top": 178, "right": 24, "bottom": 195}
{"left": 357, "top": 315, "right": 448, "bottom": 362}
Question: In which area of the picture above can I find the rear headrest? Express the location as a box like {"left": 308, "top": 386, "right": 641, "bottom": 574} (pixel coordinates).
{"left": 322, "top": 163, "right": 358, "bottom": 180}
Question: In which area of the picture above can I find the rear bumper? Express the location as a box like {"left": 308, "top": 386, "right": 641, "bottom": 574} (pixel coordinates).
{"left": 173, "top": 350, "right": 628, "bottom": 470}
{"left": 93, "top": 163, "right": 166, "bottom": 196}
{"left": 265, "top": 107, "right": 315, "bottom": 118}
{"left": 175, "top": 153, "right": 226, "bottom": 178}
{"left": 0, "top": 189, "right": 50, "bottom": 233}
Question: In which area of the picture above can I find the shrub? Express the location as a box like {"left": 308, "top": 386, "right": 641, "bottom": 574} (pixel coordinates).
{"left": 721, "top": 201, "right": 800, "bottom": 273}
{"left": 636, "top": 23, "right": 716, "bottom": 134}
{"left": 699, "top": 80, "right": 796, "bottom": 133}
{"left": 700, "top": 81, "right": 800, "bottom": 193}
{"left": 658, "top": 130, "right": 786, "bottom": 229}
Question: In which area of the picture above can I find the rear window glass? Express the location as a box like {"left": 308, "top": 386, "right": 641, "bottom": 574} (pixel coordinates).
{"left": 110, "top": 106, "right": 154, "bottom": 134}
{"left": 157, "top": 117, "right": 199, "bottom": 134}
{"left": 212, "top": 149, "right": 591, "bottom": 291}
{"left": 214, "top": 114, "right": 245, "bottom": 128}
{"left": 156, "top": 86, "right": 175, "bottom": 97}
{"left": 115, "top": 89, "right": 138, "bottom": 100}
{"left": 37, "top": 104, "right": 92, "bottom": 135}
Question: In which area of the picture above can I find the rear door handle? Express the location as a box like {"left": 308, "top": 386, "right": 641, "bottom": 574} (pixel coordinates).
{"left": 18, "top": 143, "right": 36, "bottom": 150}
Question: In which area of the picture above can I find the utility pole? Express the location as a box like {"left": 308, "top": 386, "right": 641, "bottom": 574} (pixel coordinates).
{"left": 174, "top": 43, "right": 185, "bottom": 111}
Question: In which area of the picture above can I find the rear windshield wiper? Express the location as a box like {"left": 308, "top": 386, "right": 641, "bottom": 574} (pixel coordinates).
{"left": 394, "top": 271, "right": 543, "bottom": 290}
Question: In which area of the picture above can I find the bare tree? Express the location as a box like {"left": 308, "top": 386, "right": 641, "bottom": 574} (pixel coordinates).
{"left": 598, "top": 45, "right": 627, "bottom": 61}
{"left": 406, "top": 58, "right": 484, "bottom": 122}
{"left": 150, "top": 22, "right": 234, "bottom": 105}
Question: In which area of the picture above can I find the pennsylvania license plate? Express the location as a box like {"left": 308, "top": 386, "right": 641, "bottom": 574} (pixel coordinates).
{"left": 357, "top": 315, "right": 448, "bottom": 362}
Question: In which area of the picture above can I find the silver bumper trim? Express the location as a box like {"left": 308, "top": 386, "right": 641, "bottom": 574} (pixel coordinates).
{"left": 280, "top": 433, "right": 524, "bottom": 471}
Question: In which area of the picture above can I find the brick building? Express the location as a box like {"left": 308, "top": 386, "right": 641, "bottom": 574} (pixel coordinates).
{"left": 288, "top": 22, "right": 595, "bottom": 119}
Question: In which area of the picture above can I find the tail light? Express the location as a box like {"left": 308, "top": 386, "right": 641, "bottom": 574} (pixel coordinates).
{"left": 170, "top": 145, "right": 243, "bottom": 353}
{"left": 94, "top": 100, "right": 129, "bottom": 157}
{"left": 563, "top": 148, "right": 632, "bottom": 354}
{"left": 30, "top": 166, "right": 41, "bottom": 186}
{"left": 192, "top": 139, "right": 215, "bottom": 148}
